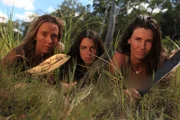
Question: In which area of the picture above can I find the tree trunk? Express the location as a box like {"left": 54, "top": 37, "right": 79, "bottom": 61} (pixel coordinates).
{"left": 99, "top": 3, "right": 109, "bottom": 36}
{"left": 104, "top": 0, "right": 117, "bottom": 49}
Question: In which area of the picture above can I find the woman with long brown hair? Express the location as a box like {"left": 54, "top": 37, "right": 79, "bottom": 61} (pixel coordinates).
{"left": 1, "top": 14, "right": 64, "bottom": 71}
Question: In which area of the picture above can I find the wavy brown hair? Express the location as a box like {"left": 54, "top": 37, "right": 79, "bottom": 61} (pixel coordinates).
{"left": 20, "top": 14, "right": 64, "bottom": 59}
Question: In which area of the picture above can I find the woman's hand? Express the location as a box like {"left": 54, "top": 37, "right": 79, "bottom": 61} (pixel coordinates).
{"left": 61, "top": 82, "right": 77, "bottom": 93}
{"left": 124, "top": 88, "right": 142, "bottom": 102}
{"left": 14, "top": 83, "right": 28, "bottom": 89}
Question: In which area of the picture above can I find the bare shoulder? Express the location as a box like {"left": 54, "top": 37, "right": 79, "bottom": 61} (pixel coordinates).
{"left": 112, "top": 51, "right": 126, "bottom": 64}
{"left": 1, "top": 47, "right": 24, "bottom": 65}
{"left": 110, "top": 51, "right": 127, "bottom": 74}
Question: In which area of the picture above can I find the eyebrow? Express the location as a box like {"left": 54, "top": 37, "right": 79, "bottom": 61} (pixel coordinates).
{"left": 80, "top": 44, "right": 95, "bottom": 47}
{"left": 80, "top": 45, "right": 87, "bottom": 47}
{"left": 40, "top": 31, "right": 48, "bottom": 33}
{"left": 133, "top": 36, "right": 152, "bottom": 40}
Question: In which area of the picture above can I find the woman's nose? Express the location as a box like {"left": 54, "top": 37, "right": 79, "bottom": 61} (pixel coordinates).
{"left": 140, "top": 41, "right": 145, "bottom": 50}
{"left": 46, "top": 36, "right": 52, "bottom": 43}
{"left": 87, "top": 49, "right": 91, "bottom": 55}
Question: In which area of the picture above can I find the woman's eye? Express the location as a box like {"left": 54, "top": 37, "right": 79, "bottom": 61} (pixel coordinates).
{"left": 42, "top": 33, "right": 47, "bottom": 37}
{"left": 135, "top": 38, "right": 141, "bottom": 41}
{"left": 51, "top": 34, "right": 58, "bottom": 40}
{"left": 146, "top": 39, "right": 152, "bottom": 43}
{"left": 81, "top": 47, "right": 86, "bottom": 50}
{"left": 91, "top": 47, "right": 96, "bottom": 50}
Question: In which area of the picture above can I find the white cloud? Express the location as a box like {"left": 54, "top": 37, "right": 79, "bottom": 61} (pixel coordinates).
{"left": 0, "top": 11, "right": 8, "bottom": 23}
{"left": 47, "top": 6, "right": 55, "bottom": 13}
{"left": 79, "top": 0, "right": 92, "bottom": 5}
{"left": 2, "top": 0, "right": 35, "bottom": 11}
{"left": 15, "top": 12, "right": 38, "bottom": 22}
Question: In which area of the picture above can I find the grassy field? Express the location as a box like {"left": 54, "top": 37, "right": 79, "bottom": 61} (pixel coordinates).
{"left": 0, "top": 18, "right": 180, "bottom": 120}
{"left": 0, "top": 64, "right": 180, "bottom": 119}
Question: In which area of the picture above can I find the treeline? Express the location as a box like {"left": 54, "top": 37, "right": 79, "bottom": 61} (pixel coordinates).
{"left": 1, "top": 0, "right": 180, "bottom": 49}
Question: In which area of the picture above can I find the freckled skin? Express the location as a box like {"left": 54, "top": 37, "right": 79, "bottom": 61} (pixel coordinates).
{"left": 79, "top": 38, "right": 97, "bottom": 66}
{"left": 35, "top": 22, "right": 59, "bottom": 55}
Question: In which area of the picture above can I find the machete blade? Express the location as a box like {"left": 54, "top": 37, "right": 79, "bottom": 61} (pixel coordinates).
{"left": 138, "top": 50, "right": 180, "bottom": 96}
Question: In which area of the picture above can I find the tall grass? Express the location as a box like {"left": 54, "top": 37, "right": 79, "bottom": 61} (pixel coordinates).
{"left": 162, "top": 36, "right": 180, "bottom": 54}
{"left": 0, "top": 13, "right": 180, "bottom": 120}
{"left": 0, "top": 59, "right": 180, "bottom": 119}
{"left": 0, "top": 14, "right": 21, "bottom": 58}
{"left": 58, "top": 11, "right": 103, "bottom": 53}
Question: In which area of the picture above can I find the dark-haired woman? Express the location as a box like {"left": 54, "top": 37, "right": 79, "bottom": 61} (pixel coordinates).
{"left": 110, "top": 14, "right": 168, "bottom": 100}
{"left": 60, "top": 29, "right": 105, "bottom": 86}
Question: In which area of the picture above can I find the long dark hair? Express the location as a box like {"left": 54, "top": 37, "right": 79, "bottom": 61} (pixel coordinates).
{"left": 68, "top": 29, "right": 105, "bottom": 65}
{"left": 60, "top": 29, "right": 105, "bottom": 81}
{"left": 117, "top": 14, "right": 163, "bottom": 74}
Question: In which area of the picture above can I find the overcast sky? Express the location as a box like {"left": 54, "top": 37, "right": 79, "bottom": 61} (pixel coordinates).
{"left": 0, "top": 0, "right": 92, "bottom": 22}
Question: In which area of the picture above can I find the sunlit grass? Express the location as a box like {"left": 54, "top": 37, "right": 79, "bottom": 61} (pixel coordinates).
{"left": 57, "top": 10, "right": 103, "bottom": 53}
{"left": 0, "top": 15, "right": 22, "bottom": 59}
{"left": 0, "top": 13, "right": 180, "bottom": 120}
{"left": 0, "top": 62, "right": 180, "bottom": 119}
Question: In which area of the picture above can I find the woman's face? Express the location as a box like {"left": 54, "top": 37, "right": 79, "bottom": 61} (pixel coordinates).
{"left": 79, "top": 37, "right": 97, "bottom": 66}
{"left": 35, "top": 22, "right": 59, "bottom": 55}
{"left": 128, "top": 27, "right": 153, "bottom": 61}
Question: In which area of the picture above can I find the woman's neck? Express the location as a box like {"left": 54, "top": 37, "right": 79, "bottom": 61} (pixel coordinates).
{"left": 130, "top": 56, "right": 145, "bottom": 74}
{"left": 35, "top": 49, "right": 42, "bottom": 56}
